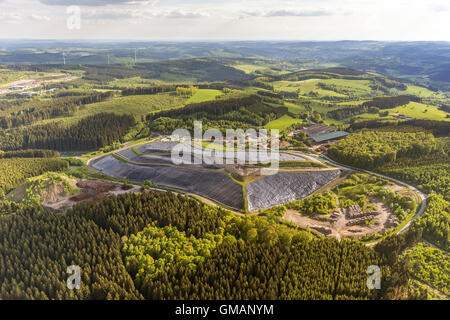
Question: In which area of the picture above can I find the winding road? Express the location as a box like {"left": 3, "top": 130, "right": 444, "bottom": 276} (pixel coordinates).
{"left": 319, "top": 154, "right": 428, "bottom": 236}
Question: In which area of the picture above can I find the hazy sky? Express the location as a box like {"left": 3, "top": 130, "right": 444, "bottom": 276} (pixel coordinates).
{"left": 1, "top": 0, "right": 450, "bottom": 40}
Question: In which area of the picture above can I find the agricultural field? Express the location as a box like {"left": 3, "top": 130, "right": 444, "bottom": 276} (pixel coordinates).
{"left": 76, "top": 93, "right": 187, "bottom": 119}
{"left": 264, "top": 114, "right": 304, "bottom": 131}
{"left": 185, "top": 89, "right": 223, "bottom": 103}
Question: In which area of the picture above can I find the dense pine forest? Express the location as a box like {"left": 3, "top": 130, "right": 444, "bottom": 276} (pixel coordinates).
{"left": 0, "top": 158, "right": 68, "bottom": 197}
{"left": 328, "top": 129, "right": 437, "bottom": 169}
{"left": 0, "top": 113, "right": 135, "bottom": 151}
{"left": 0, "top": 192, "right": 423, "bottom": 300}
{"left": 0, "top": 92, "right": 114, "bottom": 129}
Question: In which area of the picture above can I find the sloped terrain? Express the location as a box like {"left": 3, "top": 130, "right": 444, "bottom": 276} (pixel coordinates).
{"left": 90, "top": 155, "right": 245, "bottom": 210}
{"left": 246, "top": 170, "right": 341, "bottom": 211}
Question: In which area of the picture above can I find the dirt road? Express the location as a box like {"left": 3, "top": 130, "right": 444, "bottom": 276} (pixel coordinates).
{"left": 319, "top": 154, "right": 428, "bottom": 237}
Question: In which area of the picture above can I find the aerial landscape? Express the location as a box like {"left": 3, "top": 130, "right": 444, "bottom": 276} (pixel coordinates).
{"left": 0, "top": 0, "right": 449, "bottom": 310}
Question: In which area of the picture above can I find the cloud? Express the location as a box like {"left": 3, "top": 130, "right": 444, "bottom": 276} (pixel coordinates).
{"left": 82, "top": 8, "right": 209, "bottom": 20}
{"left": 0, "top": 12, "right": 22, "bottom": 23}
{"left": 83, "top": 8, "right": 144, "bottom": 20}
{"left": 241, "top": 8, "right": 333, "bottom": 18}
{"left": 161, "top": 9, "right": 210, "bottom": 19}
{"left": 30, "top": 14, "right": 51, "bottom": 21}
{"left": 430, "top": 3, "right": 449, "bottom": 12}
{"left": 39, "top": 0, "right": 156, "bottom": 6}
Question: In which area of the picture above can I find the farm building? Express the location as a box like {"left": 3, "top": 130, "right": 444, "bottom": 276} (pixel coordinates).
{"left": 302, "top": 124, "right": 336, "bottom": 137}
{"left": 10, "top": 85, "right": 25, "bottom": 90}
{"left": 298, "top": 124, "right": 350, "bottom": 143}
{"left": 311, "top": 131, "right": 349, "bottom": 143}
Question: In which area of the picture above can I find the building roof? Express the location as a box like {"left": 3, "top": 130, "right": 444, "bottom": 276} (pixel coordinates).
{"left": 303, "top": 124, "right": 337, "bottom": 137}
{"left": 311, "top": 131, "right": 349, "bottom": 143}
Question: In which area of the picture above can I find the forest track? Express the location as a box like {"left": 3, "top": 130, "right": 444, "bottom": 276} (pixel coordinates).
{"left": 319, "top": 154, "right": 428, "bottom": 241}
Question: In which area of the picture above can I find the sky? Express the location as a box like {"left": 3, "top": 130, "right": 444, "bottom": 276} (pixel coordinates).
{"left": 1, "top": 0, "right": 450, "bottom": 41}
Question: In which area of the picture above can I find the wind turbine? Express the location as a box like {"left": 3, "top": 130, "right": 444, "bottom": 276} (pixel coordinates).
{"left": 134, "top": 48, "right": 137, "bottom": 64}
{"left": 62, "top": 52, "right": 66, "bottom": 65}
{"left": 107, "top": 54, "right": 110, "bottom": 65}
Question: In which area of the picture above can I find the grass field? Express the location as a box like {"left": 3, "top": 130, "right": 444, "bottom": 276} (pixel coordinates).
{"left": 284, "top": 101, "right": 308, "bottom": 114}
{"left": 274, "top": 79, "right": 358, "bottom": 98}
{"left": 264, "top": 115, "right": 303, "bottom": 131}
{"left": 34, "top": 93, "right": 188, "bottom": 127}
{"left": 354, "top": 102, "right": 450, "bottom": 122}
{"left": 400, "top": 85, "right": 444, "bottom": 98}
{"left": 186, "top": 89, "right": 223, "bottom": 103}
{"left": 389, "top": 102, "right": 449, "bottom": 121}
{"left": 232, "top": 64, "right": 269, "bottom": 74}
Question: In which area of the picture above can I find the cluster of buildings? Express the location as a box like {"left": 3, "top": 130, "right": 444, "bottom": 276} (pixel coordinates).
{"left": 290, "top": 124, "right": 350, "bottom": 144}
{"left": 0, "top": 83, "right": 57, "bottom": 97}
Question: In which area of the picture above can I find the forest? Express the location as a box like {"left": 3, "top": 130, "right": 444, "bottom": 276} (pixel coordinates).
{"left": 328, "top": 129, "right": 437, "bottom": 169}
{"left": 402, "top": 243, "right": 449, "bottom": 295}
{"left": 0, "top": 113, "right": 135, "bottom": 151}
{"left": 0, "top": 149, "right": 59, "bottom": 159}
{"left": 146, "top": 95, "right": 288, "bottom": 134}
{"left": 0, "top": 157, "right": 68, "bottom": 197}
{"left": 348, "top": 119, "right": 450, "bottom": 137}
{"left": 0, "top": 191, "right": 422, "bottom": 300}
{"left": 413, "top": 193, "right": 449, "bottom": 250}
{"left": 0, "top": 92, "right": 114, "bottom": 129}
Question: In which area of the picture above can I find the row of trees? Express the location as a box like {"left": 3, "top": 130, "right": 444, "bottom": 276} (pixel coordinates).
{"left": 175, "top": 86, "right": 198, "bottom": 97}
{"left": 0, "top": 113, "right": 135, "bottom": 151}
{"left": 362, "top": 95, "right": 420, "bottom": 109}
{"left": 0, "top": 149, "right": 60, "bottom": 159}
{"left": 122, "top": 85, "right": 179, "bottom": 96}
{"left": 348, "top": 119, "right": 450, "bottom": 137}
{"left": 0, "top": 92, "right": 114, "bottom": 129}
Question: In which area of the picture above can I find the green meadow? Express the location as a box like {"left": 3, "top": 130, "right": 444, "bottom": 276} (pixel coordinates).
{"left": 264, "top": 114, "right": 303, "bottom": 131}
{"left": 186, "top": 89, "right": 223, "bottom": 103}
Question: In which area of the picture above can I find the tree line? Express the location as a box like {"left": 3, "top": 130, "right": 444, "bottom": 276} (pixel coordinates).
{"left": 0, "top": 149, "right": 60, "bottom": 159}
{"left": 0, "top": 113, "right": 135, "bottom": 151}
{"left": 349, "top": 119, "right": 450, "bottom": 137}
{"left": 0, "top": 92, "right": 114, "bottom": 129}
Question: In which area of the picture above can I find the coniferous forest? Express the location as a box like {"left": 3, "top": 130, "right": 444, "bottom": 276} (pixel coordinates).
{"left": 0, "top": 192, "right": 420, "bottom": 300}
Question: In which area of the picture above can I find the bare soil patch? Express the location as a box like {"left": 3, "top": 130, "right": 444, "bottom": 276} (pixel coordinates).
{"left": 284, "top": 194, "right": 395, "bottom": 240}
{"left": 43, "top": 179, "right": 141, "bottom": 212}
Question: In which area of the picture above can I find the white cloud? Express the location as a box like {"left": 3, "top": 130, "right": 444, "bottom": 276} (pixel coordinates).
{"left": 30, "top": 14, "right": 50, "bottom": 21}
{"left": 39, "top": 0, "right": 156, "bottom": 6}
{"left": 161, "top": 9, "right": 210, "bottom": 19}
{"left": 0, "top": 12, "right": 22, "bottom": 23}
{"left": 0, "top": 0, "right": 449, "bottom": 40}
{"left": 241, "top": 8, "right": 333, "bottom": 18}
{"left": 82, "top": 8, "right": 210, "bottom": 20}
